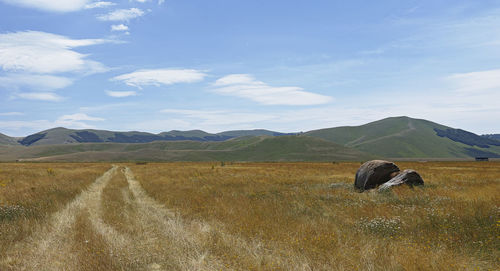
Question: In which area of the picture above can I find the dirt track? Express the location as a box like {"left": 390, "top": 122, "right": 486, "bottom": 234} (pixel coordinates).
{"left": 2, "top": 166, "right": 309, "bottom": 271}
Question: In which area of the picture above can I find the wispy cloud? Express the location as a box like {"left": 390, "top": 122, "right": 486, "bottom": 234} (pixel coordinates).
{"left": 212, "top": 74, "right": 333, "bottom": 106}
{"left": 0, "top": 112, "right": 24, "bottom": 116}
{"left": 16, "top": 92, "right": 64, "bottom": 102}
{"left": 97, "top": 8, "right": 145, "bottom": 21}
{"left": 0, "top": 0, "right": 95, "bottom": 12}
{"left": 0, "top": 74, "right": 73, "bottom": 91}
{"left": 0, "top": 113, "right": 104, "bottom": 135}
{"left": 112, "top": 69, "right": 207, "bottom": 88}
{"left": 105, "top": 90, "right": 137, "bottom": 97}
{"left": 0, "top": 31, "right": 111, "bottom": 99}
{"left": 111, "top": 24, "right": 129, "bottom": 31}
{"left": 58, "top": 113, "right": 104, "bottom": 122}
{"left": 84, "top": 1, "right": 115, "bottom": 9}
{"left": 0, "top": 31, "right": 109, "bottom": 74}
{"left": 446, "top": 69, "right": 500, "bottom": 93}
{"left": 160, "top": 109, "right": 276, "bottom": 125}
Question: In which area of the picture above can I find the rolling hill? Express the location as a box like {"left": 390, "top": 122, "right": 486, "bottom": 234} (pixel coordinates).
{"left": 304, "top": 116, "right": 500, "bottom": 158}
{"left": 0, "top": 135, "right": 373, "bottom": 162}
{"left": 2, "top": 116, "right": 499, "bottom": 161}
{"left": 13, "top": 128, "right": 294, "bottom": 146}
{"left": 0, "top": 133, "right": 19, "bottom": 145}
{"left": 483, "top": 134, "right": 500, "bottom": 141}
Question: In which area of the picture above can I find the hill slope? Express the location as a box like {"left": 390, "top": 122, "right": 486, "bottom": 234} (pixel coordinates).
{"left": 0, "top": 133, "right": 19, "bottom": 145}
{"left": 304, "top": 116, "right": 500, "bottom": 158}
{"left": 0, "top": 136, "right": 372, "bottom": 162}
{"left": 482, "top": 134, "right": 500, "bottom": 141}
{"left": 15, "top": 128, "right": 301, "bottom": 146}
{"left": 17, "top": 128, "right": 234, "bottom": 146}
{"left": 217, "top": 129, "right": 296, "bottom": 137}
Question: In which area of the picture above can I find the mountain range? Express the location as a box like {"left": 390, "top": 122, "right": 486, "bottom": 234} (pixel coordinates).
{"left": 1, "top": 116, "right": 499, "bottom": 161}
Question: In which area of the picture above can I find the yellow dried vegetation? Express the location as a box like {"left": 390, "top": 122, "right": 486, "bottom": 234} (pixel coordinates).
{"left": 0, "top": 161, "right": 498, "bottom": 270}
{"left": 130, "top": 161, "right": 499, "bottom": 270}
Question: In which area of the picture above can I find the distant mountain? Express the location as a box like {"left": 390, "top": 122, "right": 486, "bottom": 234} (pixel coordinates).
{"left": 482, "top": 134, "right": 500, "bottom": 141}
{"left": 16, "top": 127, "right": 233, "bottom": 146}
{"left": 0, "top": 135, "right": 373, "bottom": 162}
{"left": 3, "top": 116, "right": 500, "bottom": 160}
{"left": 304, "top": 116, "right": 500, "bottom": 158}
{"left": 0, "top": 133, "right": 19, "bottom": 145}
{"left": 217, "top": 129, "right": 296, "bottom": 137}
{"left": 13, "top": 128, "right": 299, "bottom": 146}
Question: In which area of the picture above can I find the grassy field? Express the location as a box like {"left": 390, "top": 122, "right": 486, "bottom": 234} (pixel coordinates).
{"left": 0, "top": 162, "right": 498, "bottom": 270}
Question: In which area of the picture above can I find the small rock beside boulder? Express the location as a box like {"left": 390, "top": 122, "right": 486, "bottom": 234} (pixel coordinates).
{"left": 378, "top": 169, "right": 424, "bottom": 192}
{"left": 354, "top": 160, "right": 424, "bottom": 192}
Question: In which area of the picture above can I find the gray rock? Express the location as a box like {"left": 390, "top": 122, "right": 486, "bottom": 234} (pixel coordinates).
{"left": 354, "top": 160, "right": 400, "bottom": 191}
{"left": 378, "top": 169, "right": 424, "bottom": 192}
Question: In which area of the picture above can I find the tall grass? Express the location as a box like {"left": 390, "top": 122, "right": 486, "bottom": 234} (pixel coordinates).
{"left": 130, "top": 162, "right": 499, "bottom": 270}
{"left": 0, "top": 161, "right": 498, "bottom": 270}
{"left": 0, "top": 163, "right": 110, "bottom": 262}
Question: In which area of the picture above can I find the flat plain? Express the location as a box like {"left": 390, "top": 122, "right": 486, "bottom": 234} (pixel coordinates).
{"left": 0, "top": 161, "right": 498, "bottom": 270}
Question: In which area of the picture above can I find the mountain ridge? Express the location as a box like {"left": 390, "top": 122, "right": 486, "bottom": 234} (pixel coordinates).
{"left": 2, "top": 116, "right": 500, "bottom": 160}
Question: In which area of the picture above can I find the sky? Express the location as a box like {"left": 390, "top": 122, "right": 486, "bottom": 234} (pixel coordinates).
{"left": 1, "top": 0, "right": 500, "bottom": 136}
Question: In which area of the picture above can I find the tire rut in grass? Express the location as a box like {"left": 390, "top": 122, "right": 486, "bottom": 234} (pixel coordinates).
{"left": 3, "top": 166, "right": 117, "bottom": 271}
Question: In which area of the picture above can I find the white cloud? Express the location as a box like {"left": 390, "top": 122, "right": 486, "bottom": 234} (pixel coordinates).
{"left": 105, "top": 90, "right": 137, "bottom": 97}
{"left": 97, "top": 8, "right": 145, "bottom": 21}
{"left": 0, "top": 113, "right": 104, "bottom": 135}
{"left": 158, "top": 0, "right": 165, "bottom": 4}
{"left": 111, "top": 24, "right": 129, "bottom": 31}
{"left": 0, "top": 74, "right": 73, "bottom": 90}
{"left": 58, "top": 113, "right": 104, "bottom": 122}
{"left": 0, "top": 112, "right": 24, "bottom": 116}
{"left": 0, "top": 0, "right": 93, "bottom": 12}
{"left": 0, "top": 31, "right": 111, "bottom": 95}
{"left": 161, "top": 109, "right": 276, "bottom": 126}
{"left": 212, "top": 74, "right": 333, "bottom": 106}
{"left": 84, "top": 1, "right": 115, "bottom": 9}
{"left": 446, "top": 69, "right": 500, "bottom": 93}
{"left": 112, "top": 69, "right": 207, "bottom": 88}
{"left": 16, "top": 92, "right": 64, "bottom": 102}
{"left": 0, "top": 31, "right": 109, "bottom": 74}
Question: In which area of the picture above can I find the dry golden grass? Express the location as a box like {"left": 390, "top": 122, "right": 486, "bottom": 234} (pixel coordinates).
{"left": 0, "top": 163, "right": 110, "bottom": 262}
{"left": 0, "top": 161, "right": 498, "bottom": 270}
{"left": 130, "top": 162, "right": 500, "bottom": 270}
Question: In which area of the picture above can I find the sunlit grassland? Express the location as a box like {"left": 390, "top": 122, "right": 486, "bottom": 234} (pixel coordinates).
{"left": 130, "top": 161, "right": 500, "bottom": 270}
{"left": 0, "top": 163, "right": 111, "bottom": 261}
{"left": 0, "top": 161, "right": 498, "bottom": 270}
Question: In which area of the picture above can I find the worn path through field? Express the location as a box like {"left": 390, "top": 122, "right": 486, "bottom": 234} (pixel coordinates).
{"left": 4, "top": 166, "right": 118, "bottom": 270}
{"left": 2, "top": 166, "right": 311, "bottom": 270}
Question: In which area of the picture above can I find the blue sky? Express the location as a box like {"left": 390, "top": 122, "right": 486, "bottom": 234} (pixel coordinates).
{"left": 1, "top": 0, "right": 500, "bottom": 136}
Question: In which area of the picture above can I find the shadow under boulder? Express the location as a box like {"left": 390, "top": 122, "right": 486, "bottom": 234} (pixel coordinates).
{"left": 354, "top": 160, "right": 424, "bottom": 192}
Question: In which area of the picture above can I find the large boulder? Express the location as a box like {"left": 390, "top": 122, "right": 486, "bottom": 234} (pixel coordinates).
{"left": 378, "top": 169, "right": 424, "bottom": 192}
{"left": 354, "top": 160, "right": 400, "bottom": 191}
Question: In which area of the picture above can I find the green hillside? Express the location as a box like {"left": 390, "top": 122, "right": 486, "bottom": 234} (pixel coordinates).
{"left": 0, "top": 133, "right": 18, "bottom": 145}
{"left": 304, "top": 116, "right": 500, "bottom": 158}
{"left": 0, "top": 136, "right": 372, "bottom": 162}
{"left": 17, "top": 127, "right": 232, "bottom": 146}
{"left": 217, "top": 129, "right": 294, "bottom": 137}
